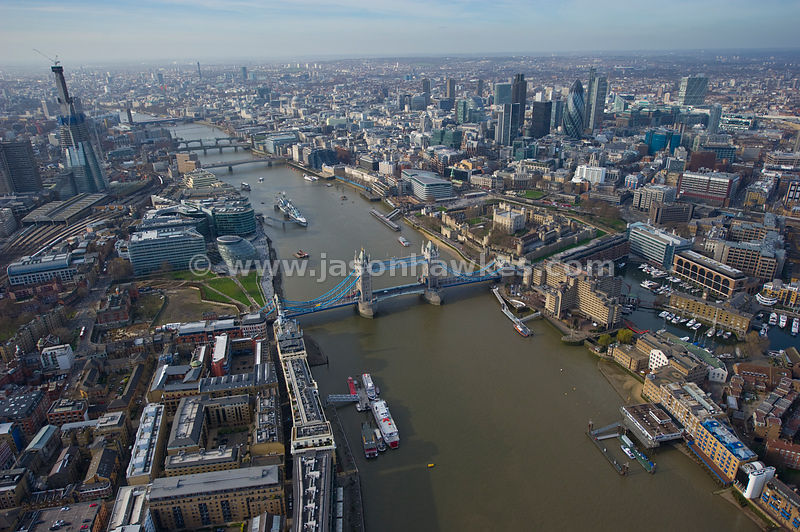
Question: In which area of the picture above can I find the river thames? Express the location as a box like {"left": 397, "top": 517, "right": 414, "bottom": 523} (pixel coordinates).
{"left": 168, "top": 121, "right": 757, "bottom": 531}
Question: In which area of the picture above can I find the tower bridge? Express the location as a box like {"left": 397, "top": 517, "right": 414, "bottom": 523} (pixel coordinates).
{"left": 262, "top": 241, "right": 515, "bottom": 319}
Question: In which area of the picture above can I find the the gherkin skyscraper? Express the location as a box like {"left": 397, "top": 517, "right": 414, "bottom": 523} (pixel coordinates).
{"left": 563, "top": 79, "right": 585, "bottom": 138}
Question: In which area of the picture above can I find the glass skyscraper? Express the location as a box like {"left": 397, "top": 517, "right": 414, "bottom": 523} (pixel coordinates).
{"left": 495, "top": 103, "right": 514, "bottom": 146}
{"left": 511, "top": 74, "right": 527, "bottom": 138}
{"left": 52, "top": 65, "right": 108, "bottom": 195}
{"left": 528, "top": 101, "right": 552, "bottom": 139}
{"left": 563, "top": 80, "right": 585, "bottom": 138}
{"left": 0, "top": 140, "right": 42, "bottom": 194}
{"left": 494, "top": 82, "right": 512, "bottom": 105}
{"left": 678, "top": 75, "right": 708, "bottom": 106}
{"left": 586, "top": 69, "right": 608, "bottom": 131}
{"left": 708, "top": 103, "right": 722, "bottom": 134}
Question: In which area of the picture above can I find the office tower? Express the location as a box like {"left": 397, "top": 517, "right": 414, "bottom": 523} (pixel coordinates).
{"left": 708, "top": 103, "right": 722, "bottom": 134}
{"left": 422, "top": 78, "right": 431, "bottom": 95}
{"left": 455, "top": 99, "right": 469, "bottom": 124}
{"left": 563, "top": 80, "right": 585, "bottom": 138}
{"left": 586, "top": 70, "right": 608, "bottom": 131}
{"left": 197, "top": 61, "right": 201, "bottom": 79}
{"left": 445, "top": 78, "right": 456, "bottom": 99}
{"left": 550, "top": 99, "right": 564, "bottom": 132}
{"left": 678, "top": 75, "right": 708, "bottom": 106}
{"left": 0, "top": 140, "right": 43, "bottom": 194}
{"left": 157, "top": 72, "right": 164, "bottom": 85}
{"left": 584, "top": 68, "right": 596, "bottom": 129}
{"left": 52, "top": 65, "right": 107, "bottom": 194}
{"left": 511, "top": 74, "right": 527, "bottom": 138}
{"left": 241, "top": 66, "right": 247, "bottom": 82}
{"left": 495, "top": 103, "right": 515, "bottom": 146}
{"left": 476, "top": 79, "right": 484, "bottom": 97}
{"left": 528, "top": 101, "right": 552, "bottom": 138}
{"left": 494, "top": 82, "right": 512, "bottom": 105}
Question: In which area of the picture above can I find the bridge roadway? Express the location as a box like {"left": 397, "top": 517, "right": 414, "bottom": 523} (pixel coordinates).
{"left": 279, "top": 274, "right": 502, "bottom": 318}
{"left": 202, "top": 156, "right": 284, "bottom": 169}
{"left": 264, "top": 244, "right": 512, "bottom": 319}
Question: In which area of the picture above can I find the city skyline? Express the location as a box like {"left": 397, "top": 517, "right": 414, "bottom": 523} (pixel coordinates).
{"left": 2, "top": 0, "right": 800, "bottom": 65}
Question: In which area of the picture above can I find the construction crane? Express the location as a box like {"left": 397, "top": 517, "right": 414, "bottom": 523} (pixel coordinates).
{"left": 33, "top": 48, "right": 59, "bottom": 66}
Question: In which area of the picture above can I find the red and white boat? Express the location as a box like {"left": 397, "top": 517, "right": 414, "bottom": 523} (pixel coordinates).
{"left": 371, "top": 399, "right": 399, "bottom": 449}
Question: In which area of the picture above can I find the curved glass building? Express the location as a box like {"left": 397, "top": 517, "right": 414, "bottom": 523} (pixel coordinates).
{"left": 563, "top": 80, "right": 585, "bottom": 138}
{"left": 216, "top": 235, "right": 259, "bottom": 270}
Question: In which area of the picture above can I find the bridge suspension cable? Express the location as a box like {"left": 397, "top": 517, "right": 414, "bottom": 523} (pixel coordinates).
{"left": 281, "top": 270, "right": 357, "bottom": 304}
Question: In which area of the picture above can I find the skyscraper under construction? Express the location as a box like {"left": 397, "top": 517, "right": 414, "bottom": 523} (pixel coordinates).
{"left": 52, "top": 65, "right": 107, "bottom": 194}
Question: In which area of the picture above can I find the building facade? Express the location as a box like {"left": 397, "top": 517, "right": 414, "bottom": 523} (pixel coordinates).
{"left": 128, "top": 227, "right": 206, "bottom": 276}
{"left": 626, "top": 222, "right": 691, "bottom": 269}
{"left": 148, "top": 466, "right": 284, "bottom": 530}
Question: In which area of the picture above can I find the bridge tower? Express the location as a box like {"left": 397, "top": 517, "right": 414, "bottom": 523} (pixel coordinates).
{"left": 355, "top": 248, "right": 376, "bottom": 318}
{"left": 421, "top": 241, "right": 443, "bottom": 305}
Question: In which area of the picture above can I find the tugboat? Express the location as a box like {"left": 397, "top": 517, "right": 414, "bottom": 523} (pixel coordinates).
{"left": 374, "top": 428, "right": 387, "bottom": 452}
{"left": 294, "top": 250, "right": 309, "bottom": 259}
{"left": 362, "top": 423, "right": 378, "bottom": 459}
{"left": 398, "top": 236, "right": 410, "bottom": 247}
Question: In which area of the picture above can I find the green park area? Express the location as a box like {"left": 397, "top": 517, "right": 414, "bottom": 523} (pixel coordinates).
{"left": 205, "top": 277, "right": 251, "bottom": 307}
{"left": 524, "top": 189, "right": 545, "bottom": 200}
{"left": 239, "top": 271, "right": 266, "bottom": 306}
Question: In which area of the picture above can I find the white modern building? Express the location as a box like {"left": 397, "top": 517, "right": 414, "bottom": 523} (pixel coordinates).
{"left": 40, "top": 344, "right": 74, "bottom": 371}
{"left": 127, "top": 403, "right": 165, "bottom": 485}
{"left": 574, "top": 165, "right": 607, "bottom": 185}
{"left": 401, "top": 169, "right": 453, "bottom": 202}
{"left": 128, "top": 227, "right": 206, "bottom": 276}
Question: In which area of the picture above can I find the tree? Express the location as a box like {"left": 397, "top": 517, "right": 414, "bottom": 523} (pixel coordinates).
{"left": 616, "top": 328, "right": 634, "bottom": 344}
{"left": 598, "top": 334, "right": 612, "bottom": 347}
{"left": 108, "top": 258, "right": 133, "bottom": 280}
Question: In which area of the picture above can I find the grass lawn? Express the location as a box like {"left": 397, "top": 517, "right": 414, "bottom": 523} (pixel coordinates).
{"left": 239, "top": 272, "right": 265, "bottom": 306}
{"left": 167, "top": 270, "right": 217, "bottom": 281}
{"left": 598, "top": 217, "right": 627, "bottom": 231}
{"left": 157, "top": 287, "right": 236, "bottom": 325}
{"left": 132, "top": 293, "right": 165, "bottom": 322}
{"left": 199, "top": 285, "right": 232, "bottom": 304}
{"left": 534, "top": 237, "right": 595, "bottom": 262}
{"left": 524, "top": 189, "right": 545, "bottom": 200}
{"left": 206, "top": 277, "right": 251, "bottom": 307}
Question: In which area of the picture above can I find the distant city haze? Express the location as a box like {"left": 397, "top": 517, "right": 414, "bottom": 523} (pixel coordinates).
{"left": 2, "top": 0, "right": 800, "bottom": 64}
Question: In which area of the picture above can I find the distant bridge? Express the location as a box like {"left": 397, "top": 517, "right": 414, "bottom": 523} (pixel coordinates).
{"left": 175, "top": 137, "right": 250, "bottom": 153}
{"left": 203, "top": 157, "right": 286, "bottom": 171}
{"left": 133, "top": 117, "right": 194, "bottom": 126}
{"left": 261, "top": 241, "right": 516, "bottom": 319}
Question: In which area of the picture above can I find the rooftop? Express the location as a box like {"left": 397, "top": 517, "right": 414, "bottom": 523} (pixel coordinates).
{"left": 677, "top": 250, "right": 746, "bottom": 278}
{"left": 701, "top": 418, "right": 756, "bottom": 461}
{"left": 149, "top": 465, "right": 280, "bottom": 500}
{"left": 15, "top": 499, "right": 104, "bottom": 532}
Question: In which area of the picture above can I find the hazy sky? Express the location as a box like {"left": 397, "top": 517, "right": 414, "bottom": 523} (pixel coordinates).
{"left": 2, "top": 0, "right": 799, "bottom": 65}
